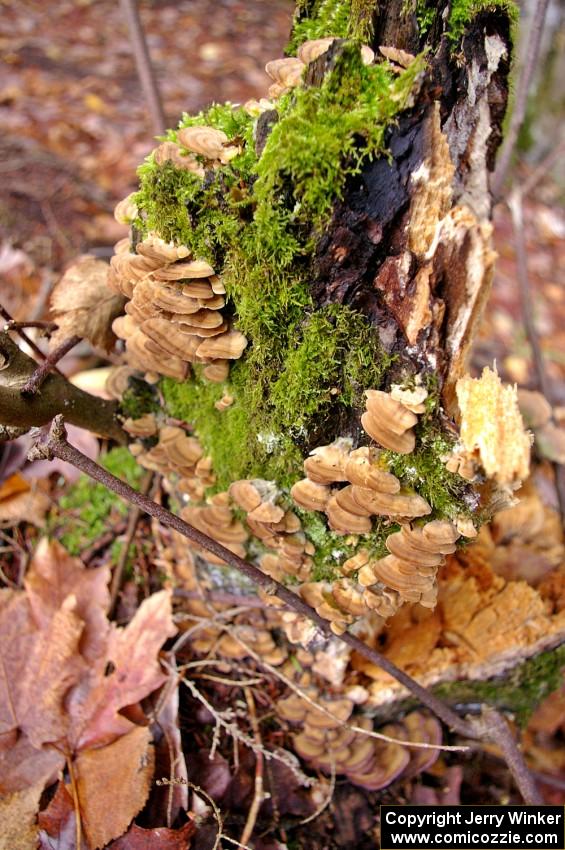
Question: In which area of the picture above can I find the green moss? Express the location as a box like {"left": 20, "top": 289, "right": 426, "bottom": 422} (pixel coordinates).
{"left": 413, "top": 0, "right": 517, "bottom": 45}
{"left": 57, "top": 448, "right": 144, "bottom": 555}
{"left": 434, "top": 644, "right": 565, "bottom": 727}
{"left": 447, "top": 0, "right": 518, "bottom": 46}
{"left": 161, "top": 366, "right": 304, "bottom": 493}
{"left": 120, "top": 376, "right": 161, "bottom": 420}
{"left": 295, "top": 507, "right": 392, "bottom": 582}
{"left": 286, "top": 0, "right": 356, "bottom": 55}
{"left": 270, "top": 304, "right": 390, "bottom": 431}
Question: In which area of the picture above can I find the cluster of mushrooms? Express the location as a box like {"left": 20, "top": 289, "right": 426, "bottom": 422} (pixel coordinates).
{"left": 289, "top": 389, "right": 470, "bottom": 632}
{"left": 278, "top": 691, "right": 441, "bottom": 790}
{"left": 110, "top": 213, "right": 246, "bottom": 384}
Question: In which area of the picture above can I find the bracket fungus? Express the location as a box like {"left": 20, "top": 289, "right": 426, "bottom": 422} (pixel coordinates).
{"left": 361, "top": 390, "right": 419, "bottom": 454}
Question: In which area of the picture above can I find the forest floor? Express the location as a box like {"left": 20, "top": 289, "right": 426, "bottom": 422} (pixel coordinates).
{"left": 0, "top": 2, "right": 564, "bottom": 849}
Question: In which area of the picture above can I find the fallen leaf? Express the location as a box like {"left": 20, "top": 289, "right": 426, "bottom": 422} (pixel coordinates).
{"left": 108, "top": 821, "right": 196, "bottom": 850}
{"left": 0, "top": 480, "right": 51, "bottom": 526}
{"left": 25, "top": 538, "right": 110, "bottom": 663}
{"left": 75, "top": 725, "right": 155, "bottom": 849}
{"left": 0, "top": 780, "right": 45, "bottom": 850}
{"left": 0, "top": 472, "right": 29, "bottom": 501}
{"left": 69, "top": 590, "right": 177, "bottom": 750}
{"left": 0, "top": 539, "right": 177, "bottom": 804}
{"left": 38, "top": 782, "right": 77, "bottom": 850}
{"left": 49, "top": 256, "right": 126, "bottom": 352}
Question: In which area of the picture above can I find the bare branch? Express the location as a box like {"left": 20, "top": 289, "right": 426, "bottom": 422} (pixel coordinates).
{"left": 492, "top": 0, "right": 551, "bottom": 198}
{"left": 21, "top": 334, "right": 82, "bottom": 396}
{"left": 508, "top": 190, "right": 565, "bottom": 524}
{"left": 119, "top": 0, "right": 166, "bottom": 135}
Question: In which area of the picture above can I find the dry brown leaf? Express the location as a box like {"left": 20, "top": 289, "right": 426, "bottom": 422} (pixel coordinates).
{"left": 108, "top": 821, "right": 196, "bottom": 850}
{"left": 0, "top": 780, "right": 45, "bottom": 850}
{"left": 38, "top": 781, "right": 77, "bottom": 850}
{"left": 0, "top": 474, "right": 51, "bottom": 526}
{"left": 0, "top": 540, "right": 176, "bottom": 804}
{"left": 25, "top": 538, "right": 111, "bottom": 663}
{"left": 75, "top": 725, "right": 155, "bottom": 849}
{"left": 50, "top": 256, "right": 126, "bottom": 352}
{"left": 70, "top": 590, "right": 177, "bottom": 750}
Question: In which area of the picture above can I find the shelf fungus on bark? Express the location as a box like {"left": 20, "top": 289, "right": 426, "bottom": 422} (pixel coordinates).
{"left": 361, "top": 390, "right": 419, "bottom": 454}
{"left": 109, "top": 225, "right": 247, "bottom": 382}
{"left": 265, "top": 38, "right": 374, "bottom": 99}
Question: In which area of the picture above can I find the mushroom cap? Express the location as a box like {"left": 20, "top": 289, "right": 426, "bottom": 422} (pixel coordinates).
{"left": 136, "top": 234, "right": 190, "bottom": 263}
{"left": 297, "top": 37, "right": 337, "bottom": 64}
{"left": 332, "top": 579, "right": 368, "bottom": 617}
{"left": 153, "top": 259, "right": 215, "bottom": 281}
{"left": 290, "top": 478, "right": 331, "bottom": 511}
{"left": 341, "top": 549, "right": 370, "bottom": 574}
{"left": 390, "top": 384, "right": 428, "bottom": 414}
{"left": 229, "top": 479, "right": 262, "bottom": 512}
{"left": 114, "top": 193, "right": 138, "bottom": 224}
{"left": 326, "top": 494, "right": 372, "bottom": 534}
{"left": 105, "top": 365, "right": 137, "bottom": 400}
{"left": 177, "top": 125, "right": 229, "bottom": 160}
{"left": 378, "top": 44, "right": 416, "bottom": 68}
{"left": 335, "top": 484, "right": 374, "bottom": 517}
{"left": 140, "top": 316, "right": 204, "bottom": 360}
{"left": 350, "top": 485, "right": 431, "bottom": 518}
{"left": 304, "top": 439, "right": 351, "bottom": 484}
{"left": 385, "top": 533, "right": 444, "bottom": 567}
{"left": 247, "top": 501, "right": 285, "bottom": 524}
{"left": 203, "top": 360, "right": 230, "bottom": 383}
{"left": 153, "top": 141, "right": 205, "bottom": 175}
{"left": 265, "top": 57, "right": 305, "bottom": 87}
{"left": 361, "top": 412, "right": 416, "bottom": 453}
{"left": 344, "top": 447, "right": 401, "bottom": 493}
{"left": 195, "top": 329, "right": 248, "bottom": 360}
{"left": 123, "top": 413, "right": 158, "bottom": 438}
{"left": 365, "top": 390, "right": 418, "bottom": 434}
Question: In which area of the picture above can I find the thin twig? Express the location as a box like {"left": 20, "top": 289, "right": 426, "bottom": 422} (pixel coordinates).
{"left": 0, "top": 302, "right": 63, "bottom": 376}
{"left": 3, "top": 320, "right": 57, "bottom": 334}
{"left": 508, "top": 190, "right": 565, "bottom": 523}
{"left": 30, "top": 417, "right": 543, "bottom": 803}
{"left": 170, "top": 664, "right": 314, "bottom": 787}
{"left": 20, "top": 335, "right": 81, "bottom": 396}
{"left": 492, "top": 0, "right": 551, "bottom": 199}
{"left": 476, "top": 708, "right": 542, "bottom": 805}
{"left": 240, "top": 688, "right": 265, "bottom": 847}
{"left": 108, "top": 469, "right": 154, "bottom": 614}
{"left": 299, "top": 761, "right": 336, "bottom": 826}
{"left": 119, "top": 0, "right": 166, "bottom": 135}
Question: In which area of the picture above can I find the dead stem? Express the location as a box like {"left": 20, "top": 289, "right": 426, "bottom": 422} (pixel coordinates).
{"left": 240, "top": 688, "right": 265, "bottom": 847}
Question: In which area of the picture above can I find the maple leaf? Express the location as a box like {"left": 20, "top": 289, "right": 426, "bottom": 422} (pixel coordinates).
{"left": 49, "top": 256, "right": 126, "bottom": 352}
{"left": 0, "top": 539, "right": 176, "bottom": 800}
{"left": 68, "top": 590, "right": 177, "bottom": 751}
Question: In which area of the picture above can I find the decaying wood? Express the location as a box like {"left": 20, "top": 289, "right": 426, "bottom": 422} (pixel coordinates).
{"left": 308, "top": 8, "right": 511, "bottom": 424}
